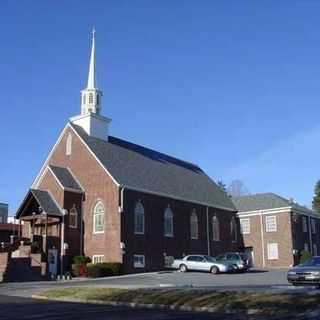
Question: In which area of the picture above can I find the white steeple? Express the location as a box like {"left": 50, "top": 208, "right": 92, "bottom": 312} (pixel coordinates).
{"left": 81, "top": 28, "right": 102, "bottom": 115}
{"left": 71, "top": 29, "right": 111, "bottom": 142}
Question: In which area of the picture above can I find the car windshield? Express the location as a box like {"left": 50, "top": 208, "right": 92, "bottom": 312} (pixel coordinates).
{"left": 299, "top": 257, "right": 320, "bottom": 267}
{"left": 204, "top": 256, "right": 216, "bottom": 262}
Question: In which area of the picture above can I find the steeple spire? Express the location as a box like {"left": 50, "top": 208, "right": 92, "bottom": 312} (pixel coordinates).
{"left": 81, "top": 28, "right": 102, "bottom": 115}
{"left": 87, "top": 28, "right": 96, "bottom": 89}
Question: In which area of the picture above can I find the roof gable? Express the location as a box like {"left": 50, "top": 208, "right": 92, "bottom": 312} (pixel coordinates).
{"left": 49, "top": 165, "right": 83, "bottom": 192}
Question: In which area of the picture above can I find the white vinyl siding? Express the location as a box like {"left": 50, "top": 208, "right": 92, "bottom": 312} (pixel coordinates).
{"left": 265, "top": 216, "right": 277, "bottom": 232}
{"left": 240, "top": 218, "right": 250, "bottom": 234}
{"left": 267, "top": 243, "right": 279, "bottom": 260}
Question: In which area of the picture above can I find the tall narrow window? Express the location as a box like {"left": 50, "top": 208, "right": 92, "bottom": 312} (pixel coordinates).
{"left": 134, "top": 201, "right": 145, "bottom": 234}
{"left": 93, "top": 201, "right": 105, "bottom": 234}
{"left": 69, "top": 205, "right": 78, "bottom": 229}
{"left": 230, "top": 217, "right": 237, "bottom": 242}
{"left": 212, "top": 216, "right": 220, "bottom": 241}
{"left": 190, "top": 210, "right": 198, "bottom": 239}
{"left": 83, "top": 94, "right": 86, "bottom": 105}
{"left": 66, "top": 133, "right": 72, "bottom": 156}
{"left": 164, "top": 206, "right": 173, "bottom": 237}
{"left": 96, "top": 94, "right": 100, "bottom": 105}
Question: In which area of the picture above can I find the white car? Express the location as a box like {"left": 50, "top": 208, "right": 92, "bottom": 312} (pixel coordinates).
{"left": 170, "top": 255, "right": 232, "bottom": 274}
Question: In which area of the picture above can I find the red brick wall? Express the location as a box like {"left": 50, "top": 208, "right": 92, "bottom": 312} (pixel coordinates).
{"left": 38, "top": 125, "right": 121, "bottom": 264}
{"left": 121, "top": 189, "right": 240, "bottom": 273}
{"left": 240, "top": 211, "right": 294, "bottom": 268}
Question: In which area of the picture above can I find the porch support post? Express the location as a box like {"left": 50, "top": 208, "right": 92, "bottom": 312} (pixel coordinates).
{"left": 43, "top": 213, "right": 48, "bottom": 254}
{"left": 31, "top": 212, "right": 36, "bottom": 242}
{"left": 19, "top": 219, "right": 22, "bottom": 238}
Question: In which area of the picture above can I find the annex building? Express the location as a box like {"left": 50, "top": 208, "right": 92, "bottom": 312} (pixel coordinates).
{"left": 233, "top": 193, "right": 320, "bottom": 268}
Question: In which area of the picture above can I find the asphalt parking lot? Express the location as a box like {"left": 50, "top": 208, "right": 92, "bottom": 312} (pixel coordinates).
{"left": 0, "top": 268, "right": 309, "bottom": 298}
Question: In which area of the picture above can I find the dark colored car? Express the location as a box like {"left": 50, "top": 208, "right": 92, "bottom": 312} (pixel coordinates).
{"left": 216, "top": 252, "right": 250, "bottom": 272}
{"left": 287, "top": 256, "right": 320, "bottom": 286}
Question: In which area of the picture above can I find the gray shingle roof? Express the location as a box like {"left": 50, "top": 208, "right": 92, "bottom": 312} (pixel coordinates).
{"left": 233, "top": 193, "right": 313, "bottom": 214}
{"left": 49, "top": 165, "right": 83, "bottom": 192}
{"left": 70, "top": 123, "right": 235, "bottom": 211}
{"left": 30, "top": 189, "right": 62, "bottom": 216}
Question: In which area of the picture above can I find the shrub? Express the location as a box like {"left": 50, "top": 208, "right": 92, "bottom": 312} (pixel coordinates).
{"left": 87, "top": 263, "right": 122, "bottom": 278}
{"left": 73, "top": 255, "right": 91, "bottom": 265}
{"left": 72, "top": 263, "right": 88, "bottom": 277}
{"left": 299, "top": 250, "right": 312, "bottom": 264}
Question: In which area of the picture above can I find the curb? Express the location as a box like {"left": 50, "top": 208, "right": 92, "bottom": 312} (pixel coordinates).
{"left": 31, "top": 294, "right": 316, "bottom": 317}
{"left": 31, "top": 295, "right": 231, "bottom": 314}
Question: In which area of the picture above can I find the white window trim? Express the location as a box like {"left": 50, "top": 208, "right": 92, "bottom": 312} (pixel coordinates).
{"left": 240, "top": 218, "right": 250, "bottom": 235}
{"left": 190, "top": 211, "right": 198, "bottom": 240}
{"left": 164, "top": 207, "right": 174, "bottom": 238}
{"left": 92, "top": 255, "right": 104, "bottom": 264}
{"left": 265, "top": 215, "right": 277, "bottom": 232}
{"left": 212, "top": 216, "right": 220, "bottom": 242}
{"left": 69, "top": 206, "right": 78, "bottom": 229}
{"left": 302, "top": 216, "right": 308, "bottom": 233}
{"left": 134, "top": 202, "right": 145, "bottom": 235}
{"left": 66, "top": 133, "right": 72, "bottom": 156}
{"left": 133, "top": 254, "right": 145, "bottom": 268}
{"left": 311, "top": 219, "right": 316, "bottom": 234}
{"left": 93, "top": 201, "right": 105, "bottom": 234}
{"left": 267, "top": 243, "right": 279, "bottom": 260}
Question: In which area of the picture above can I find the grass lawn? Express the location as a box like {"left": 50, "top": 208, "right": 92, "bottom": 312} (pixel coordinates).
{"left": 38, "top": 287, "right": 320, "bottom": 316}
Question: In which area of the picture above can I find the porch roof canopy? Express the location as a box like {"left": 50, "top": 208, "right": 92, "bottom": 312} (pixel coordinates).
{"left": 16, "top": 189, "right": 63, "bottom": 220}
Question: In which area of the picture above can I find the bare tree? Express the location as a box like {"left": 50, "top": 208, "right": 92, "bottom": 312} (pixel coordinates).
{"left": 227, "top": 179, "right": 250, "bottom": 197}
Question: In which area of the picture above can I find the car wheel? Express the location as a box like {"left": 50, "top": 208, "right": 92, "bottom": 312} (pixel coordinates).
{"left": 210, "top": 266, "right": 219, "bottom": 274}
{"left": 179, "top": 264, "right": 187, "bottom": 272}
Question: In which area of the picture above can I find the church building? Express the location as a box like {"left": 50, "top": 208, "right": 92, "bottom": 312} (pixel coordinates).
{"left": 15, "top": 31, "right": 240, "bottom": 275}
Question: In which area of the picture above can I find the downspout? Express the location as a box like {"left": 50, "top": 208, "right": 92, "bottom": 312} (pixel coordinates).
{"left": 79, "top": 193, "right": 85, "bottom": 256}
{"left": 260, "top": 211, "right": 266, "bottom": 268}
{"left": 308, "top": 216, "right": 313, "bottom": 254}
{"left": 206, "top": 207, "right": 210, "bottom": 256}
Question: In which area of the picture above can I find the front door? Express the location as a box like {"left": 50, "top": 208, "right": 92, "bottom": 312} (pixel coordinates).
{"left": 48, "top": 248, "right": 58, "bottom": 275}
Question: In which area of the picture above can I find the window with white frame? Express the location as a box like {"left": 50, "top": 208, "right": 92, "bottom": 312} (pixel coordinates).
{"left": 265, "top": 215, "right": 277, "bottom": 232}
{"left": 164, "top": 206, "right": 174, "bottom": 237}
{"left": 92, "top": 255, "right": 104, "bottom": 264}
{"left": 212, "top": 216, "right": 220, "bottom": 241}
{"left": 302, "top": 216, "right": 308, "bottom": 233}
{"left": 133, "top": 254, "right": 145, "bottom": 268}
{"left": 240, "top": 218, "right": 250, "bottom": 234}
{"left": 304, "top": 243, "right": 309, "bottom": 252}
{"left": 267, "top": 243, "right": 279, "bottom": 260}
{"left": 190, "top": 210, "right": 198, "bottom": 239}
{"left": 230, "top": 217, "right": 237, "bottom": 242}
{"left": 313, "top": 244, "right": 318, "bottom": 256}
{"left": 66, "top": 133, "right": 72, "bottom": 156}
{"left": 93, "top": 201, "right": 105, "bottom": 234}
{"left": 69, "top": 205, "right": 78, "bottom": 228}
{"left": 134, "top": 201, "right": 145, "bottom": 234}
{"left": 311, "top": 219, "right": 316, "bottom": 234}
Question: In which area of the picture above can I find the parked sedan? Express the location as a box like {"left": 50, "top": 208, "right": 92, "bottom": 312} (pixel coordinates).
{"left": 287, "top": 256, "right": 320, "bottom": 286}
{"left": 216, "top": 252, "right": 250, "bottom": 272}
{"left": 170, "top": 255, "right": 232, "bottom": 274}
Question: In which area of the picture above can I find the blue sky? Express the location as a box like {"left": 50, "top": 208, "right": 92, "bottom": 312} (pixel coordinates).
{"left": 1, "top": 1, "right": 320, "bottom": 214}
